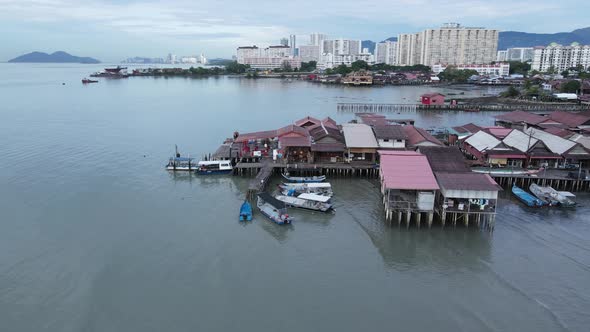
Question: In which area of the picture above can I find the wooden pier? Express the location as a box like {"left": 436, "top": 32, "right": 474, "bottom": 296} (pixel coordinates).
{"left": 337, "top": 103, "right": 590, "bottom": 113}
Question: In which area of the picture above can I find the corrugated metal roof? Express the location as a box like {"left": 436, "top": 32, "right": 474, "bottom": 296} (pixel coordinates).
{"left": 485, "top": 127, "right": 512, "bottom": 139}
{"left": 378, "top": 151, "right": 439, "bottom": 190}
{"left": 310, "top": 142, "right": 346, "bottom": 152}
{"left": 571, "top": 134, "right": 590, "bottom": 149}
{"left": 279, "top": 136, "right": 311, "bottom": 147}
{"left": 435, "top": 172, "right": 502, "bottom": 191}
{"left": 548, "top": 111, "right": 590, "bottom": 128}
{"left": 403, "top": 125, "right": 442, "bottom": 146}
{"left": 495, "top": 111, "right": 546, "bottom": 125}
{"left": 373, "top": 125, "right": 407, "bottom": 139}
{"left": 501, "top": 129, "right": 538, "bottom": 152}
{"left": 464, "top": 131, "right": 501, "bottom": 152}
{"left": 525, "top": 128, "right": 577, "bottom": 155}
{"left": 234, "top": 129, "right": 277, "bottom": 143}
{"left": 341, "top": 123, "right": 379, "bottom": 148}
{"left": 418, "top": 146, "right": 471, "bottom": 172}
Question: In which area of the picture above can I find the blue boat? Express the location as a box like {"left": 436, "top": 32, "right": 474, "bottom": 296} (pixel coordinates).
{"left": 512, "top": 185, "right": 546, "bottom": 207}
{"left": 239, "top": 200, "right": 253, "bottom": 221}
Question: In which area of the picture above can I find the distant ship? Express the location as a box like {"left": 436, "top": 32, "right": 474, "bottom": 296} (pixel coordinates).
{"left": 90, "top": 66, "right": 128, "bottom": 78}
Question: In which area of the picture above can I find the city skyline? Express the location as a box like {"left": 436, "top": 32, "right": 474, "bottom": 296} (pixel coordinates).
{"left": 1, "top": 0, "right": 589, "bottom": 62}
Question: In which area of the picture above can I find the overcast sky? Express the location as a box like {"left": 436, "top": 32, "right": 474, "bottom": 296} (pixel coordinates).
{"left": 0, "top": 0, "right": 588, "bottom": 62}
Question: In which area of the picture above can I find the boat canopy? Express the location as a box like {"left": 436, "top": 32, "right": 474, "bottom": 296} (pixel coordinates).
{"left": 282, "top": 182, "right": 331, "bottom": 188}
{"left": 171, "top": 157, "right": 194, "bottom": 162}
{"left": 298, "top": 193, "right": 331, "bottom": 202}
{"left": 198, "top": 160, "right": 230, "bottom": 166}
{"left": 258, "top": 192, "right": 287, "bottom": 209}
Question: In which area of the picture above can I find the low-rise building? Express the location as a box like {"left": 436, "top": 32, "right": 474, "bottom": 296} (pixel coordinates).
{"left": 403, "top": 125, "right": 443, "bottom": 148}
{"left": 432, "top": 63, "right": 510, "bottom": 77}
{"left": 421, "top": 93, "right": 445, "bottom": 105}
{"left": 342, "top": 123, "right": 379, "bottom": 162}
{"left": 372, "top": 125, "right": 407, "bottom": 149}
{"left": 342, "top": 70, "right": 373, "bottom": 85}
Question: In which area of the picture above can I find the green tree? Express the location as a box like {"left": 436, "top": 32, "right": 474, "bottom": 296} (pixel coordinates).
{"left": 546, "top": 65, "right": 557, "bottom": 74}
{"left": 225, "top": 61, "right": 250, "bottom": 74}
{"left": 281, "top": 61, "right": 292, "bottom": 72}
{"left": 300, "top": 61, "right": 317, "bottom": 72}
{"left": 438, "top": 67, "right": 479, "bottom": 83}
{"left": 560, "top": 80, "right": 581, "bottom": 93}
{"left": 561, "top": 70, "right": 570, "bottom": 77}
{"left": 508, "top": 61, "right": 531, "bottom": 75}
{"left": 351, "top": 60, "right": 370, "bottom": 71}
{"left": 501, "top": 86, "right": 520, "bottom": 98}
{"left": 333, "top": 64, "right": 352, "bottom": 75}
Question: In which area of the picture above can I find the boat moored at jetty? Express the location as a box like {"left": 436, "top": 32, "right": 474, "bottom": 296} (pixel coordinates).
{"left": 81, "top": 78, "right": 98, "bottom": 84}
{"left": 282, "top": 173, "right": 326, "bottom": 183}
{"left": 197, "top": 160, "right": 232, "bottom": 175}
{"left": 166, "top": 146, "right": 196, "bottom": 171}
{"left": 275, "top": 193, "right": 333, "bottom": 212}
{"left": 239, "top": 200, "right": 253, "bottom": 221}
{"left": 279, "top": 182, "right": 333, "bottom": 197}
{"left": 512, "top": 184, "right": 546, "bottom": 207}
{"left": 529, "top": 183, "right": 576, "bottom": 208}
{"left": 472, "top": 167, "right": 543, "bottom": 176}
{"left": 257, "top": 193, "right": 293, "bottom": 225}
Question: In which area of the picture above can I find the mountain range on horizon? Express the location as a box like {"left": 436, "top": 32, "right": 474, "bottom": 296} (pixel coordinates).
{"left": 362, "top": 27, "right": 590, "bottom": 54}
{"left": 8, "top": 51, "right": 100, "bottom": 64}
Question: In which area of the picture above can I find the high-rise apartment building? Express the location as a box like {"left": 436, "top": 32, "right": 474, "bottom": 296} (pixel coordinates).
{"left": 531, "top": 43, "right": 590, "bottom": 72}
{"left": 236, "top": 45, "right": 301, "bottom": 70}
{"left": 375, "top": 41, "right": 398, "bottom": 65}
{"left": 289, "top": 35, "right": 297, "bottom": 56}
{"left": 397, "top": 23, "right": 498, "bottom": 66}
{"left": 497, "top": 47, "right": 534, "bottom": 62}
{"left": 322, "top": 39, "right": 361, "bottom": 56}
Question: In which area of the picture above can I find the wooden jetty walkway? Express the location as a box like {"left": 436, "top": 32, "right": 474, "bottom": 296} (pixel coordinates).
{"left": 337, "top": 103, "right": 590, "bottom": 113}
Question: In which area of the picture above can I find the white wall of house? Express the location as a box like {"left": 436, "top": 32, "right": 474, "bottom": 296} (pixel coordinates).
{"left": 378, "top": 138, "right": 406, "bottom": 148}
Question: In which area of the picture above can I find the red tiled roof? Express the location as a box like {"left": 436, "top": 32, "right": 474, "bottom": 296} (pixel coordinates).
{"left": 295, "top": 116, "right": 321, "bottom": 127}
{"left": 378, "top": 151, "right": 439, "bottom": 190}
{"left": 495, "top": 111, "right": 546, "bottom": 125}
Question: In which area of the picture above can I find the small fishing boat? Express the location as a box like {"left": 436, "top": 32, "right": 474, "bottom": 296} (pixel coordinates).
{"left": 472, "top": 167, "right": 543, "bottom": 176}
{"left": 529, "top": 183, "right": 576, "bottom": 208}
{"left": 282, "top": 173, "right": 326, "bottom": 183}
{"left": 512, "top": 184, "right": 546, "bottom": 207}
{"left": 239, "top": 200, "right": 253, "bottom": 221}
{"left": 81, "top": 78, "right": 98, "bottom": 84}
{"left": 257, "top": 193, "right": 293, "bottom": 225}
{"left": 275, "top": 193, "right": 333, "bottom": 212}
{"left": 279, "top": 182, "right": 333, "bottom": 197}
{"left": 196, "top": 160, "right": 233, "bottom": 175}
{"left": 166, "top": 146, "right": 196, "bottom": 171}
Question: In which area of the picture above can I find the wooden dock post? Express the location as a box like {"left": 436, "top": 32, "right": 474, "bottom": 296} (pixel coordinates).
{"left": 428, "top": 212, "right": 433, "bottom": 228}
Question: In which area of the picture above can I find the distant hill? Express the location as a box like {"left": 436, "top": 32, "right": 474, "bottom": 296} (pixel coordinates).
{"left": 499, "top": 27, "right": 590, "bottom": 49}
{"left": 8, "top": 51, "right": 100, "bottom": 64}
{"left": 361, "top": 40, "right": 376, "bottom": 54}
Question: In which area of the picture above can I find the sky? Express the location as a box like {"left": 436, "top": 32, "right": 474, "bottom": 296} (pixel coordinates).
{"left": 0, "top": 0, "right": 589, "bottom": 62}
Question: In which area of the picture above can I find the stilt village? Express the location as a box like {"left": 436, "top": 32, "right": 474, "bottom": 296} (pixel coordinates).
{"left": 168, "top": 110, "right": 590, "bottom": 230}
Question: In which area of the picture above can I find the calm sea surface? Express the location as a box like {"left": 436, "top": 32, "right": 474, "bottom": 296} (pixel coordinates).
{"left": 1, "top": 63, "right": 589, "bottom": 332}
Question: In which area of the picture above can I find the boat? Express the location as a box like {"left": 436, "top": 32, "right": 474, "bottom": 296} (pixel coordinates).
{"left": 529, "top": 183, "right": 576, "bottom": 207}
{"left": 165, "top": 146, "right": 196, "bottom": 171}
{"left": 257, "top": 193, "right": 293, "bottom": 225}
{"left": 279, "top": 182, "right": 333, "bottom": 197}
{"left": 472, "top": 167, "right": 543, "bottom": 176}
{"left": 81, "top": 78, "right": 98, "bottom": 84}
{"left": 281, "top": 173, "right": 326, "bottom": 183}
{"left": 274, "top": 193, "right": 333, "bottom": 212}
{"left": 196, "top": 160, "right": 233, "bottom": 175}
{"left": 512, "top": 184, "right": 546, "bottom": 207}
{"left": 239, "top": 200, "right": 253, "bottom": 221}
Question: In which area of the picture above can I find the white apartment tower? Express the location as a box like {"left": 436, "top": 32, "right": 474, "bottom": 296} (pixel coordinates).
{"left": 397, "top": 23, "right": 498, "bottom": 66}
{"left": 322, "top": 38, "right": 362, "bottom": 56}
{"left": 532, "top": 43, "right": 590, "bottom": 72}
{"left": 289, "top": 35, "right": 297, "bottom": 56}
{"left": 375, "top": 41, "right": 398, "bottom": 65}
